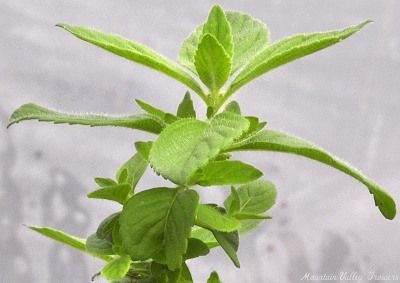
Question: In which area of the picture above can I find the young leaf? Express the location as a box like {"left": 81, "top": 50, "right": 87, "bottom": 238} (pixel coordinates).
{"left": 87, "top": 183, "right": 131, "bottom": 204}
{"left": 120, "top": 188, "right": 199, "bottom": 271}
{"left": 195, "top": 204, "right": 241, "bottom": 232}
{"left": 149, "top": 111, "right": 249, "bottom": 185}
{"left": 8, "top": 103, "right": 164, "bottom": 134}
{"left": 86, "top": 233, "right": 114, "bottom": 255}
{"left": 212, "top": 230, "right": 240, "bottom": 268}
{"left": 227, "top": 21, "right": 371, "bottom": 96}
{"left": 116, "top": 152, "right": 148, "bottom": 191}
{"left": 94, "top": 177, "right": 117, "bottom": 187}
{"left": 207, "top": 271, "right": 222, "bottom": 283}
{"left": 193, "top": 160, "right": 263, "bottom": 186}
{"left": 28, "top": 226, "right": 113, "bottom": 262}
{"left": 190, "top": 228, "right": 219, "bottom": 249}
{"left": 194, "top": 33, "right": 232, "bottom": 93}
{"left": 96, "top": 212, "right": 121, "bottom": 241}
{"left": 101, "top": 255, "right": 131, "bottom": 281}
{"left": 56, "top": 23, "right": 206, "bottom": 99}
{"left": 184, "top": 238, "right": 210, "bottom": 260}
{"left": 135, "top": 99, "right": 167, "bottom": 120}
{"left": 224, "top": 101, "right": 241, "bottom": 115}
{"left": 177, "top": 92, "right": 196, "bottom": 118}
{"left": 202, "top": 5, "right": 233, "bottom": 57}
{"left": 226, "top": 130, "right": 396, "bottom": 220}
{"left": 226, "top": 11, "right": 270, "bottom": 73}
{"left": 224, "top": 180, "right": 277, "bottom": 215}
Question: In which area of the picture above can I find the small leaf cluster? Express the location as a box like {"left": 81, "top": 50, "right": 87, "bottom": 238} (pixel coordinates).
{"left": 8, "top": 4, "right": 396, "bottom": 283}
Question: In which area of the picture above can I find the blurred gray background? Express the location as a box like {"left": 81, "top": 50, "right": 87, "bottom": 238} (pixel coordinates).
{"left": 1, "top": 1, "right": 399, "bottom": 282}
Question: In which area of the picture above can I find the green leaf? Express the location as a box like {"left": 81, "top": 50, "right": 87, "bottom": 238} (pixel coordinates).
{"left": 135, "top": 141, "right": 153, "bottom": 161}
{"left": 28, "top": 226, "right": 113, "bottom": 262}
{"left": 87, "top": 184, "right": 131, "bottom": 204}
{"left": 227, "top": 21, "right": 371, "bottom": 96}
{"left": 149, "top": 111, "right": 249, "bottom": 185}
{"left": 234, "top": 213, "right": 271, "bottom": 220}
{"left": 96, "top": 212, "right": 121, "bottom": 241}
{"left": 120, "top": 188, "right": 199, "bottom": 271}
{"left": 178, "top": 263, "right": 193, "bottom": 283}
{"left": 184, "top": 238, "right": 210, "bottom": 260}
{"left": 194, "top": 34, "right": 232, "bottom": 93}
{"left": 135, "top": 99, "right": 167, "bottom": 121}
{"left": 212, "top": 230, "right": 240, "bottom": 268}
{"left": 116, "top": 153, "right": 148, "bottom": 191}
{"left": 178, "top": 11, "right": 269, "bottom": 75}
{"left": 86, "top": 233, "right": 114, "bottom": 255}
{"left": 95, "top": 177, "right": 117, "bottom": 187}
{"left": 207, "top": 271, "right": 221, "bottom": 283}
{"left": 190, "top": 228, "right": 219, "bottom": 249}
{"left": 193, "top": 160, "right": 263, "bottom": 186}
{"left": 224, "top": 101, "right": 241, "bottom": 115}
{"left": 224, "top": 180, "right": 277, "bottom": 215}
{"left": 227, "top": 130, "right": 396, "bottom": 220}
{"left": 101, "top": 255, "right": 131, "bottom": 281}
{"left": 8, "top": 103, "right": 164, "bottom": 134}
{"left": 226, "top": 11, "right": 270, "bottom": 73}
{"left": 56, "top": 23, "right": 206, "bottom": 99}
{"left": 177, "top": 92, "right": 196, "bottom": 118}
{"left": 202, "top": 5, "right": 233, "bottom": 57}
{"left": 195, "top": 204, "right": 241, "bottom": 232}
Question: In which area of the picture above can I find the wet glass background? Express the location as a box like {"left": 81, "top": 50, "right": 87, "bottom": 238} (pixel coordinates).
{"left": 1, "top": 1, "right": 399, "bottom": 282}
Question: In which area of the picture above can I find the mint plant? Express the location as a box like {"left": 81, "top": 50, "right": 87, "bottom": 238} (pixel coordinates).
{"left": 8, "top": 5, "right": 396, "bottom": 283}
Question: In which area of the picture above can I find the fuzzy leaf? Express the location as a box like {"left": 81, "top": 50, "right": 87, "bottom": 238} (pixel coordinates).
{"left": 177, "top": 92, "right": 196, "bottom": 118}
{"left": 87, "top": 184, "right": 131, "bottom": 204}
{"left": 116, "top": 153, "right": 148, "bottom": 191}
{"left": 226, "top": 11, "right": 270, "bottom": 73}
{"left": 193, "top": 160, "right": 263, "bottom": 186}
{"left": 202, "top": 5, "right": 233, "bottom": 57}
{"left": 194, "top": 34, "right": 231, "bottom": 93}
{"left": 135, "top": 99, "right": 167, "bottom": 120}
{"left": 227, "top": 21, "right": 371, "bottom": 95}
{"left": 195, "top": 204, "right": 241, "bottom": 232}
{"left": 8, "top": 103, "right": 164, "bottom": 134}
{"left": 120, "top": 188, "right": 199, "bottom": 271}
{"left": 101, "top": 255, "right": 131, "bottom": 281}
{"left": 56, "top": 23, "right": 205, "bottom": 97}
{"left": 149, "top": 111, "right": 249, "bottom": 185}
{"left": 226, "top": 130, "right": 396, "bottom": 220}
{"left": 28, "top": 226, "right": 113, "bottom": 262}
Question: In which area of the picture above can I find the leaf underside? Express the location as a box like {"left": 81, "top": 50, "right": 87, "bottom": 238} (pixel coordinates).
{"left": 8, "top": 103, "right": 164, "bottom": 134}
{"left": 226, "top": 129, "right": 396, "bottom": 220}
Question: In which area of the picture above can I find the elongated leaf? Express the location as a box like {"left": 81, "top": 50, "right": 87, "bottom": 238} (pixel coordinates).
{"left": 207, "top": 271, "right": 221, "bottom": 283}
{"left": 149, "top": 111, "right": 249, "bottom": 185}
{"left": 120, "top": 188, "right": 199, "bottom": 271}
{"left": 177, "top": 92, "right": 196, "bottom": 118}
{"left": 203, "top": 5, "right": 233, "bottom": 57}
{"left": 193, "top": 160, "right": 263, "bottom": 186}
{"left": 226, "top": 130, "right": 396, "bottom": 220}
{"left": 116, "top": 153, "right": 148, "bottom": 191}
{"left": 86, "top": 233, "right": 114, "bottom": 255}
{"left": 135, "top": 99, "right": 167, "bottom": 120}
{"left": 8, "top": 103, "right": 164, "bottom": 134}
{"left": 212, "top": 230, "right": 240, "bottom": 267}
{"left": 101, "top": 255, "right": 131, "bottom": 280}
{"left": 56, "top": 23, "right": 205, "bottom": 98}
{"left": 226, "top": 11, "right": 270, "bottom": 73}
{"left": 28, "top": 226, "right": 113, "bottom": 262}
{"left": 94, "top": 177, "right": 117, "bottom": 187}
{"left": 194, "top": 34, "right": 231, "bottom": 93}
{"left": 195, "top": 204, "right": 241, "bottom": 232}
{"left": 227, "top": 21, "right": 371, "bottom": 96}
{"left": 87, "top": 184, "right": 131, "bottom": 204}
{"left": 178, "top": 11, "right": 269, "bottom": 75}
